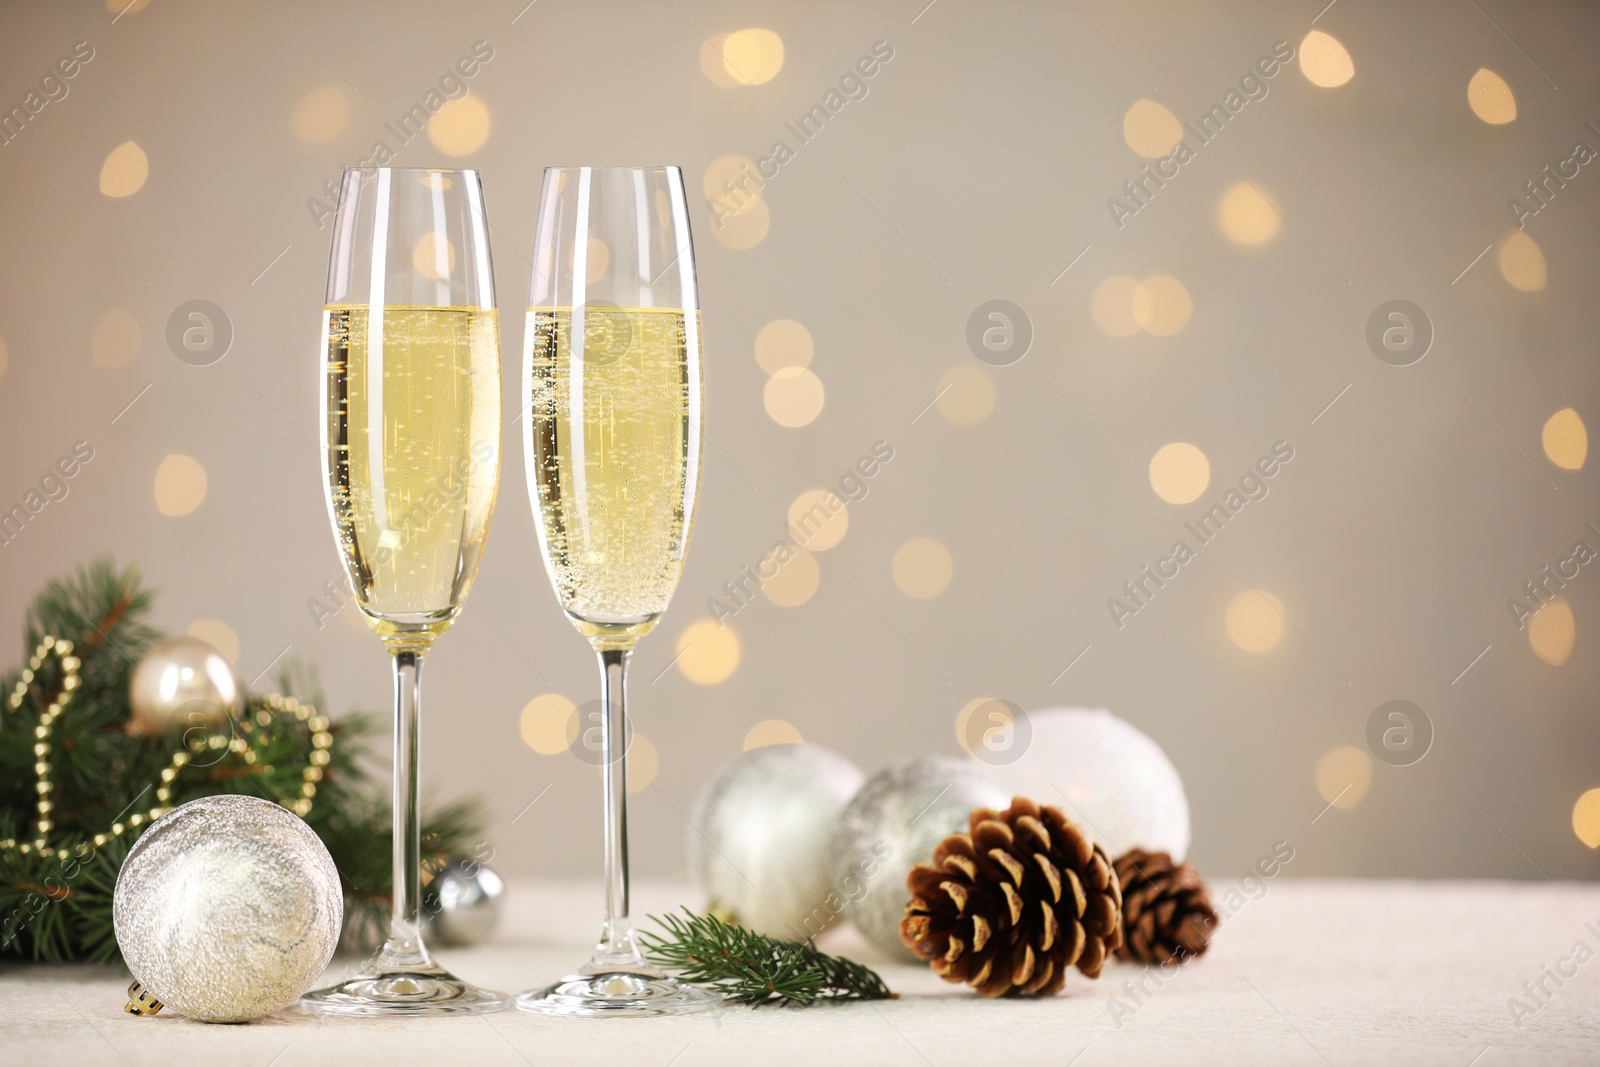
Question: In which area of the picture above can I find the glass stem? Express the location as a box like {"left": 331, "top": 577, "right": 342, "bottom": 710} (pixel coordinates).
{"left": 378, "top": 647, "right": 432, "bottom": 972}
{"left": 591, "top": 646, "right": 649, "bottom": 972}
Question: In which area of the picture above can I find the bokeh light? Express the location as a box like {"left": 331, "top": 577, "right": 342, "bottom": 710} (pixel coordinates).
{"left": 1217, "top": 181, "right": 1281, "bottom": 245}
{"left": 91, "top": 308, "right": 141, "bottom": 368}
{"left": 764, "top": 366, "right": 825, "bottom": 427}
{"left": 428, "top": 96, "right": 490, "bottom": 156}
{"left": 703, "top": 154, "right": 761, "bottom": 204}
{"left": 743, "top": 719, "right": 803, "bottom": 750}
{"left": 1132, "top": 275, "right": 1193, "bottom": 336}
{"left": 1468, "top": 68, "right": 1516, "bottom": 124}
{"left": 699, "top": 35, "right": 743, "bottom": 89}
{"left": 99, "top": 141, "right": 148, "bottom": 198}
{"left": 411, "top": 232, "right": 457, "bottom": 282}
{"left": 893, "top": 537, "right": 953, "bottom": 599}
{"left": 676, "top": 620, "right": 740, "bottom": 684}
{"left": 788, "top": 489, "right": 848, "bottom": 551}
{"left": 1091, "top": 275, "right": 1142, "bottom": 338}
{"left": 1226, "top": 588, "right": 1285, "bottom": 652}
{"left": 721, "top": 29, "right": 785, "bottom": 86}
{"left": 290, "top": 85, "right": 350, "bottom": 143}
{"left": 153, "top": 454, "right": 208, "bottom": 517}
{"left": 1498, "top": 231, "right": 1547, "bottom": 292}
{"left": 1123, "top": 99, "right": 1183, "bottom": 158}
{"left": 760, "top": 546, "right": 820, "bottom": 607}
{"left": 1316, "top": 746, "right": 1372, "bottom": 809}
{"left": 1149, "top": 442, "right": 1211, "bottom": 504}
{"left": 1542, "top": 407, "right": 1587, "bottom": 470}
{"left": 520, "top": 694, "right": 577, "bottom": 755}
{"left": 1573, "top": 788, "right": 1600, "bottom": 849}
{"left": 954, "top": 696, "right": 999, "bottom": 757}
{"left": 186, "top": 618, "right": 239, "bottom": 665}
{"left": 755, "top": 319, "right": 813, "bottom": 373}
{"left": 584, "top": 235, "right": 610, "bottom": 284}
{"left": 936, "top": 365, "right": 995, "bottom": 427}
{"left": 627, "top": 733, "right": 659, "bottom": 793}
{"left": 1529, "top": 597, "right": 1574, "bottom": 666}
{"left": 1299, "top": 30, "right": 1354, "bottom": 88}
{"left": 710, "top": 195, "right": 771, "bottom": 250}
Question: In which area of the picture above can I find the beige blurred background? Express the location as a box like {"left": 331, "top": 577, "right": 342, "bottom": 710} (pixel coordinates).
{"left": 0, "top": 0, "right": 1596, "bottom": 883}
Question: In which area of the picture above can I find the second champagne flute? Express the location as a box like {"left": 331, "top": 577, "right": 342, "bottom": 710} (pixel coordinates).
{"left": 515, "top": 166, "right": 715, "bottom": 1016}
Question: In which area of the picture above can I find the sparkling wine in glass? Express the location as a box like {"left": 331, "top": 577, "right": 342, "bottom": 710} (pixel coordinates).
{"left": 514, "top": 166, "right": 713, "bottom": 1016}
{"left": 302, "top": 167, "right": 508, "bottom": 1016}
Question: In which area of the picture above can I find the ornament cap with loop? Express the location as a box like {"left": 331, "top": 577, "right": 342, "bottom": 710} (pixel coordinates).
{"left": 124, "top": 980, "right": 164, "bottom": 1016}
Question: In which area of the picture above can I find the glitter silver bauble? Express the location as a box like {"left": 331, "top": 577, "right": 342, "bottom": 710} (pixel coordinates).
{"left": 688, "top": 742, "right": 865, "bottom": 939}
{"left": 979, "top": 706, "right": 1190, "bottom": 860}
{"left": 421, "top": 859, "right": 505, "bottom": 946}
{"left": 831, "top": 755, "right": 1009, "bottom": 961}
{"left": 127, "top": 636, "right": 240, "bottom": 738}
{"left": 113, "top": 795, "right": 343, "bottom": 1022}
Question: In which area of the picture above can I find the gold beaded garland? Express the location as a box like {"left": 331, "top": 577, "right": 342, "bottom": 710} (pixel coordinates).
{"left": 0, "top": 636, "right": 334, "bottom": 854}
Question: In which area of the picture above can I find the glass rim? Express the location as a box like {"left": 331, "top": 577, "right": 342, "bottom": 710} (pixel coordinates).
{"left": 541, "top": 165, "right": 682, "bottom": 174}
{"left": 339, "top": 166, "right": 481, "bottom": 176}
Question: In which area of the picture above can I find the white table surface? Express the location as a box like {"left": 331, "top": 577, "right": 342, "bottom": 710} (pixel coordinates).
{"left": 3, "top": 877, "right": 1597, "bottom": 1066}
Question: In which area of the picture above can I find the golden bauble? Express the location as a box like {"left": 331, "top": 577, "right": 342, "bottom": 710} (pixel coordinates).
{"left": 128, "top": 636, "right": 239, "bottom": 738}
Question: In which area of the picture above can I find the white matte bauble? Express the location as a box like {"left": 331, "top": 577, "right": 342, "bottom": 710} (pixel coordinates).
{"left": 113, "top": 795, "right": 343, "bottom": 1022}
{"left": 978, "top": 706, "right": 1190, "bottom": 860}
{"left": 831, "top": 755, "right": 1009, "bottom": 962}
{"left": 127, "top": 636, "right": 240, "bottom": 738}
{"left": 688, "top": 742, "right": 865, "bottom": 939}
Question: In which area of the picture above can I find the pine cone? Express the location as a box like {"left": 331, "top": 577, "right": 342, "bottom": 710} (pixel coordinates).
{"left": 899, "top": 797, "right": 1123, "bottom": 997}
{"left": 1112, "top": 848, "right": 1218, "bottom": 964}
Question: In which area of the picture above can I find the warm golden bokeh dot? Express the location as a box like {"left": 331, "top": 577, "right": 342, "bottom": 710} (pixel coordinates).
{"left": 186, "top": 618, "right": 240, "bottom": 665}
{"left": 936, "top": 365, "right": 995, "bottom": 427}
{"left": 520, "top": 694, "right": 578, "bottom": 755}
{"left": 1132, "top": 275, "right": 1193, "bottom": 336}
{"left": 91, "top": 308, "right": 141, "bottom": 368}
{"left": 1529, "top": 597, "right": 1575, "bottom": 667}
{"left": 1122, "top": 99, "right": 1184, "bottom": 159}
{"left": 699, "top": 35, "right": 743, "bottom": 89}
{"left": 764, "top": 365, "right": 825, "bottom": 427}
{"left": 710, "top": 195, "right": 771, "bottom": 250}
{"left": 954, "top": 696, "right": 999, "bottom": 757}
{"left": 703, "top": 153, "right": 762, "bottom": 204}
{"left": 1149, "top": 442, "right": 1211, "bottom": 504}
{"left": 627, "top": 733, "right": 659, "bottom": 793}
{"left": 584, "top": 235, "right": 610, "bottom": 284}
{"left": 755, "top": 319, "right": 813, "bottom": 373}
{"left": 1299, "top": 30, "right": 1354, "bottom": 88}
{"left": 760, "top": 546, "right": 820, "bottom": 607}
{"left": 99, "top": 141, "right": 149, "bottom": 198}
{"left": 411, "top": 232, "right": 457, "bottom": 282}
{"left": 676, "top": 620, "right": 741, "bottom": 685}
{"left": 1498, "top": 230, "right": 1547, "bottom": 292}
{"left": 743, "top": 718, "right": 803, "bottom": 750}
{"left": 428, "top": 96, "right": 490, "bottom": 156}
{"left": 1217, "top": 181, "right": 1281, "bottom": 245}
{"left": 1090, "top": 275, "right": 1142, "bottom": 338}
{"left": 290, "top": 85, "right": 351, "bottom": 143}
{"left": 1542, "top": 408, "right": 1587, "bottom": 470}
{"left": 1226, "top": 589, "right": 1286, "bottom": 652}
{"left": 1316, "top": 746, "right": 1372, "bottom": 809}
{"left": 787, "top": 489, "right": 848, "bottom": 551}
{"left": 893, "top": 537, "right": 953, "bottom": 599}
{"left": 153, "top": 454, "right": 208, "bottom": 517}
{"left": 721, "top": 28, "right": 785, "bottom": 86}
{"left": 1574, "top": 788, "right": 1600, "bottom": 849}
{"left": 1468, "top": 68, "right": 1516, "bottom": 125}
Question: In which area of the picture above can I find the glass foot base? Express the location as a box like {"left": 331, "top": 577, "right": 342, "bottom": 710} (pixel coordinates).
{"left": 515, "top": 971, "right": 721, "bottom": 1017}
{"left": 300, "top": 968, "right": 510, "bottom": 1017}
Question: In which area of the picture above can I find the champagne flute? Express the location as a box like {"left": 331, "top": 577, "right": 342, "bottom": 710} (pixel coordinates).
{"left": 515, "top": 166, "right": 714, "bottom": 1016}
{"left": 302, "top": 167, "right": 508, "bottom": 1016}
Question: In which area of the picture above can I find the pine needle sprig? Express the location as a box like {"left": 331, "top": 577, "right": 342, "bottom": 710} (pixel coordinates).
{"left": 640, "top": 908, "right": 894, "bottom": 1007}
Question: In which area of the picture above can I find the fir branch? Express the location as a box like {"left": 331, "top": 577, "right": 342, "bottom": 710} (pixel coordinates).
{"left": 640, "top": 908, "right": 894, "bottom": 1007}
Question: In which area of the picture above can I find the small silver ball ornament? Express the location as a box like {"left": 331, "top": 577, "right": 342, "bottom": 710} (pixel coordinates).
{"left": 127, "top": 636, "right": 240, "bottom": 738}
{"left": 688, "top": 742, "right": 865, "bottom": 939}
{"left": 113, "top": 795, "right": 343, "bottom": 1022}
{"left": 421, "top": 859, "right": 505, "bottom": 946}
{"left": 830, "top": 755, "right": 1009, "bottom": 962}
